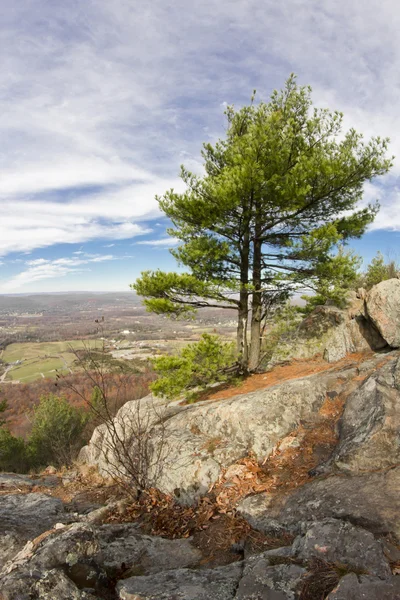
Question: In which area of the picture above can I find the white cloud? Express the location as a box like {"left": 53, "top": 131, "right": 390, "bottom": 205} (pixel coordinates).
{"left": 0, "top": 177, "right": 186, "bottom": 256}
{"left": 0, "top": 254, "right": 119, "bottom": 291}
{"left": 136, "top": 237, "right": 179, "bottom": 247}
{"left": 1, "top": 0, "right": 400, "bottom": 271}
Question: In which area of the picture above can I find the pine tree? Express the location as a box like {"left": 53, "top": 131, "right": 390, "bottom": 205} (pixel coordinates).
{"left": 133, "top": 76, "right": 392, "bottom": 371}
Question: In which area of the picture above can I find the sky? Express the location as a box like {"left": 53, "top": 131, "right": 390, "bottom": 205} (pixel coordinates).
{"left": 1, "top": 0, "right": 400, "bottom": 294}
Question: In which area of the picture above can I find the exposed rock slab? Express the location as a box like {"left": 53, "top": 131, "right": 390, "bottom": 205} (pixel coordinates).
{"left": 98, "top": 523, "right": 202, "bottom": 576}
{"left": 326, "top": 573, "right": 400, "bottom": 600}
{"left": 117, "top": 563, "right": 243, "bottom": 600}
{"left": 0, "top": 520, "right": 205, "bottom": 599}
{"left": 366, "top": 278, "right": 400, "bottom": 347}
{"left": 235, "top": 557, "right": 305, "bottom": 600}
{"left": 292, "top": 519, "right": 391, "bottom": 578}
{"left": 0, "top": 473, "right": 58, "bottom": 490}
{"left": 1, "top": 492, "right": 398, "bottom": 600}
{"left": 0, "top": 493, "right": 73, "bottom": 570}
{"left": 238, "top": 468, "right": 400, "bottom": 539}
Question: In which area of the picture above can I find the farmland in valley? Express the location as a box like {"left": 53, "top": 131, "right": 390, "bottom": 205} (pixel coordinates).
{"left": 1, "top": 340, "right": 101, "bottom": 383}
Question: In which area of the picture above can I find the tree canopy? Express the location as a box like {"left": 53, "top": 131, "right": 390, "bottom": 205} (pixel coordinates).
{"left": 133, "top": 75, "right": 393, "bottom": 371}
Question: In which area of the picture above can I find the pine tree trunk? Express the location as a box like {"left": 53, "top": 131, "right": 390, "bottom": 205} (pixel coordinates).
{"left": 248, "top": 303, "right": 262, "bottom": 371}
{"left": 237, "top": 300, "right": 249, "bottom": 371}
{"left": 248, "top": 206, "right": 262, "bottom": 372}
{"left": 237, "top": 225, "right": 250, "bottom": 373}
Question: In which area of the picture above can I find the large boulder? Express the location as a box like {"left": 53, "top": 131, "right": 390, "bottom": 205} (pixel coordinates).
{"left": 80, "top": 370, "right": 338, "bottom": 503}
{"left": 80, "top": 352, "right": 399, "bottom": 504}
{"left": 330, "top": 356, "right": 400, "bottom": 472}
{"left": 366, "top": 278, "right": 400, "bottom": 347}
{"left": 271, "top": 299, "right": 387, "bottom": 365}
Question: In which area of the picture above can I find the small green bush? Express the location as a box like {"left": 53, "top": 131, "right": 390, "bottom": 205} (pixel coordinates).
{"left": 0, "top": 428, "right": 29, "bottom": 472}
{"left": 28, "top": 394, "right": 89, "bottom": 468}
{"left": 359, "top": 251, "right": 399, "bottom": 290}
{"left": 150, "top": 333, "right": 235, "bottom": 400}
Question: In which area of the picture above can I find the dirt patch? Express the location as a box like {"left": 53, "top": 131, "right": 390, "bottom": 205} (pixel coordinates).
{"left": 200, "top": 351, "right": 373, "bottom": 403}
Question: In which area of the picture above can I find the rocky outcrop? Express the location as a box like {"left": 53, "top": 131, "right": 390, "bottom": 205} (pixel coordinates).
{"left": 3, "top": 293, "right": 400, "bottom": 598}
{"left": 1, "top": 510, "right": 397, "bottom": 600}
{"left": 80, "top": 351, "right": 400, "bottom": 504}
{"left": 271, "top": 297, "right": 387, "bottom": 365}
{"left": 237, "top": 358, "right": 400, "bottom": 541}
{"left": 271, "top": 278, "right": 400, "bottom": 365}
{"left": 238, "top": 467, "right": 400, "bottom": 540}
{"left": 330, "top": 356, "right": 400, "bottom": 472}
{"left": 80, "top": 364, "right": 361, "bottom": 503}
{"left": 366, "top": 278, "right": 400, "bottom": 347}
{"left": 1, "top": 354, "right": 400, "bottom": 597}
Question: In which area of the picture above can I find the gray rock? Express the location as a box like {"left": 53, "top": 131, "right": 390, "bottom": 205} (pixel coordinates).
{"left": 0, "top": 473, "right": 38, "bottom": 490}
{"left": 0, "top": 569, "right": 89, "bottom": 600}
{"left": 292, "top": 519, "right": 391, "bottom": 578}
{"left": 326, "top": 573, "right": 400, "bottom": 599}
{"left": 238, "top": 468, "right": 400, "bottom": 540}
{"left": 0, "top": 473, "right": 59, "bottom": 490}
{"left": 81, "top": 373, "right": 329, "bottom": 503}
{"left": 0, "top": 493, "right": 72, "bottom": 570}
{"left": 331, "top": 357, "right": 400, "bottom": 472}
{"left": 366, "top": 278, "right": 400, "bottom": 347}
{"left": 117, "top": 563, "right": 243, "bottom": 600}
{"left": 0, "top": 519, "right": 206, "bottom": 599}
{"left": 236, "top": 557, "right": 305, "bottom": 599}
{"left": 0, "top": 523, "right": 105, "bottom": 599}
{"left": 97, "top": 523, "right": 202, "bottom": 576}
{"left": 0, "top": 493, "right": 67, "bottom": 537}
{"left": 237, "top": 494, "right": 288, "bottom": 536}
{"left": 25, "top": 523, "right": 101, "bottom": 572}
{"left": 270, "top": 301, "right": 386, "bottom": 365}
{"left": 0, "top": 533, "right": 24, "bottom": 574}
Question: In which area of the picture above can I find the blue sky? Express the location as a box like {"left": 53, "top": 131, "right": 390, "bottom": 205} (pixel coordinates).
{"left": 1, "top": 0, "right": 400, "bottom": 293}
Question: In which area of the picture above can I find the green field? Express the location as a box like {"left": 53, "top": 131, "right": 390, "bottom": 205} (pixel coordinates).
{"left": 2, "top": 340, "right": 101, "bottom": 382}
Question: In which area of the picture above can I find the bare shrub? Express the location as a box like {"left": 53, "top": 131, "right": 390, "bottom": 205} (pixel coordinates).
{"left": 57, "top": 339, "right": 175, "bottom": 496}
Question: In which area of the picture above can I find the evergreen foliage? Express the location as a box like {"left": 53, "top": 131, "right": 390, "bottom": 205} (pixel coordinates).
{"left": 28, "top": 394, "right": 89, "bottom": 468}
{"left": 0, "top": 397, "right": 7, "bottom": 427}
{"left": 150, "top": 333, "right": 235, "bottom": 400}
{"left": 0, "top": 428, "right": 29, "bottom": 472}
{"left": 301, "top": 246, "right": 362, "bottom": 313}
{"left": 361, "top": 251, "right": 399, "bottom": 290}
{"left": 133, "top": 75, "right": 392, "bottom": 371}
